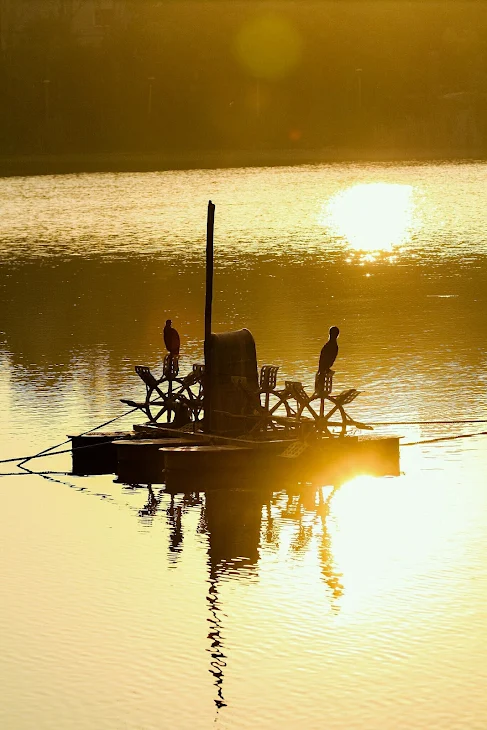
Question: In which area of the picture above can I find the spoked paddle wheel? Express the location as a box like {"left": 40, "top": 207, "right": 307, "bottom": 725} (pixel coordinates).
{"left": 250, "top": 367, "right": 371, "bottom": 438}
{"left": 122, "top": 356, "right": 204, "bottom": 426}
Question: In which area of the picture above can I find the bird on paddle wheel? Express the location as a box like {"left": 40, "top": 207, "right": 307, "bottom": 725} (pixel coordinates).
{"left": 319, "top": 326, "right": 339, "bottom": 373}
{"left": 164, "top": 319, "right": 180, "bottom": 359}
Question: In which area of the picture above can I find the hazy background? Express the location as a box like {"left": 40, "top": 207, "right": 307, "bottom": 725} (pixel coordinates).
{"left": 1, "top": 1, "right": 487, "bottom": 159}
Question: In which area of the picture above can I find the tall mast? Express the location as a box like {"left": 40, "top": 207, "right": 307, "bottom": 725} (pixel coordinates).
{"left": 203, "top": 200, "right": 215, "bottom": 433}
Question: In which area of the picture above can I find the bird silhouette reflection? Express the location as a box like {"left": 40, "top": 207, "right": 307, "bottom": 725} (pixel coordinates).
{"left": 138, "top": 484, "right": 161, "bottom": 517}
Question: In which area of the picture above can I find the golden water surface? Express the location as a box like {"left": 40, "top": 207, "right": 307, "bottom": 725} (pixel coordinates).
{"left": 1, "top": 162, "right": 487, "bottom": 729}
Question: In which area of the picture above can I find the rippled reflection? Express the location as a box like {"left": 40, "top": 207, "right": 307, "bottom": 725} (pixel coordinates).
{"left": 120, "top": 457, "right": 487, "bottom": 723}
{"left": 322, "top": 182, "right": 417, "bottom": 253}
{"left": 133, "top": 483, "right": 348, "bottom": 711}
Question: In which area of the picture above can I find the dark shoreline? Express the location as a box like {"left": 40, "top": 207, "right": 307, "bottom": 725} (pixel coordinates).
{"left": 0, "top": 148, "right": 485, "bottom": 178}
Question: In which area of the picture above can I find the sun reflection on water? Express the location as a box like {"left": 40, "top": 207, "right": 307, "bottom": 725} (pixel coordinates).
{"left": 321, "top": 182, "right": 418, "bottom": 254}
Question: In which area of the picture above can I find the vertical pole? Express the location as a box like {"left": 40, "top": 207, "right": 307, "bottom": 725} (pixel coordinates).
{"left": 204, "top": 200, "right": 215, "bottom": 433}
{"left": 167, "top": 377, "right": 172, "bottom": 424}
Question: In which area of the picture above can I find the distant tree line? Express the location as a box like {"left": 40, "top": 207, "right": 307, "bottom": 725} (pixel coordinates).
{"left": 1, "top": 1, "right": 487, "bottom": 155}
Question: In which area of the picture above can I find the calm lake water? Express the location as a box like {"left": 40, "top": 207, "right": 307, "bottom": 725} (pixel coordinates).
{"left": 1, "top": 162, "right": 487, "bottom": 729}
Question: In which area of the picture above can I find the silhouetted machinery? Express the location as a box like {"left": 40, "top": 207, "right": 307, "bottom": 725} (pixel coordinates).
{"left": 122, "top": 328, "right": 371, "bottom": 439}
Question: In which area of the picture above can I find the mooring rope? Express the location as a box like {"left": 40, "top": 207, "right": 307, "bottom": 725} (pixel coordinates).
{"left": 402, "top": 430, "right": 487, "bottom": 446}
{"left": 368, "top": 419, "right": 487, "bottom": 426}
{"left": 1, "top": 437, "right": 127, "bottom": 466}
{"left": 0, "top": 406, "right": 138, "bottom": 466}
{"left": 211, "top": 410, "right": 487, "bottom": 428}
{"left": 0, "top": 471, "right": 74, "bottom": 477}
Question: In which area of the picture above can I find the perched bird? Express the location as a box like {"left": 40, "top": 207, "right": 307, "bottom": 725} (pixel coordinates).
{"left": 319, "top": 326, "right": 339, "bottom": 372}
{"left": 163, "top": 319, "right": 180, "bottom": 357}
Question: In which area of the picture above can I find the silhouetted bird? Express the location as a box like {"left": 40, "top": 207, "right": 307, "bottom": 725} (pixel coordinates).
{"left": 164, "top": 319, "right": 180, "bottom": 356}
{"left": 319, "top": 326, "right": 339, "bottom": 372}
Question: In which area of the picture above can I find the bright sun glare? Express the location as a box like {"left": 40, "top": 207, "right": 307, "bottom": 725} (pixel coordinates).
{"left": 322, "top": 182, "right": 417, "bottom": 253}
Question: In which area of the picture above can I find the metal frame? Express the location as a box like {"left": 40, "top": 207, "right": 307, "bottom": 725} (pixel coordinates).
{"left": 122, "top": 360, "right": 371, "bottom": 438}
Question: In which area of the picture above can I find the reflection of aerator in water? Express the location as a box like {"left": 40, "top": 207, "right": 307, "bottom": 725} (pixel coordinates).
{"left": 201, "top": 484, "right": 345, "bottom": 708}
{"left": 162, "top": 495, "right": 184, "bottom": 560}
{"left": 205, "top": 489, "right": 265, "bottom": 570}
{"left": 204, "top": 489, "right": 268, "bottom": 710}
{"left": 317, "top": 487, "right": 344, "bottom": 606}
{"left": 142, "top": 483, "right": 344, "bottom": 711}
{"left": 138, "top": 485, "right": 161, "bottom": 517}
{"left": 278, "top": 484, "right": 344, "bottom": 606}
